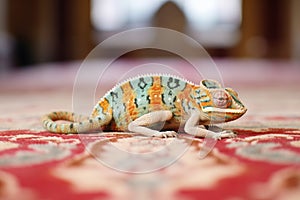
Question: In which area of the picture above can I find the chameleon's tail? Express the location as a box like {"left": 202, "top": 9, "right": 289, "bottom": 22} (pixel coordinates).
{"left": 42, "top": 111, "right": 97, "bottom": 134}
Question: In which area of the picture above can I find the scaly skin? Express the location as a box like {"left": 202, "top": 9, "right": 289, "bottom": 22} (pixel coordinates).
{"left": 42, "top": 75, "right": 247, "bottom": 138}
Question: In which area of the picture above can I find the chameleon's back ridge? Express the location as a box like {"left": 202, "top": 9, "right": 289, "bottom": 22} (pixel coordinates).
{"left": 42, "top": 74, "right": 247, "bottom": 139}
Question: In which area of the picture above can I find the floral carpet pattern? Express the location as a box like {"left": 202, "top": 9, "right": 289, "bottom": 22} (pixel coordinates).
{"left": 0, "top": 59, "right": 300, "bottom": 199}
{"left": 1, "top": 127, "right": 300, "bottom": 200}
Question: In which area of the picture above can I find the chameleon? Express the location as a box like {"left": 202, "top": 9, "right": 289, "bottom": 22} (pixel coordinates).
{"left": 42, "top": 74, "right": 247, "bottom": 139}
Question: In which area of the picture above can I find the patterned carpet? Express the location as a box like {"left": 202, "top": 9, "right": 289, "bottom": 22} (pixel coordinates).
{"left": 0, "top": 59, "right": 300, "bottom": 200}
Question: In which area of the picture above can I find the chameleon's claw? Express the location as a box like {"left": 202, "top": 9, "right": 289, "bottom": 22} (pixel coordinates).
{"left": 210, "top": 132, "right": 222, "bottom": 140}
{"left": 208, "top": 130, "right": 236, "bottom": 140}
{"left": 220, "top": 130, "right": 237, "bottom": 138}
{"left": 166, "top": 131, "right": 177, "bottom": 138}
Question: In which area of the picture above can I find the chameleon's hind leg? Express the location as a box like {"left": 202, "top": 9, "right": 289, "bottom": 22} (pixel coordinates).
{"left": 128, "top": 110, "right": 177, "bottom": 138}
{"left": 184, "top": 111, "right": 236, "bottom": 139}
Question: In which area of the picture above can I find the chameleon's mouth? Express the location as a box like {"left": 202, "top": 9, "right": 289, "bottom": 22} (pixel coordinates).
{"left": 202, "top": 107, "right": 247, "bottom": 114}
{"left": 202, "top": 106, "right": 247, "bottom": 123}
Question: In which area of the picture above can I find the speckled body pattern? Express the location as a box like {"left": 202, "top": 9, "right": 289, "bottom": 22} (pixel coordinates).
{"left": 42, "top": 75, "right": 247, "bottom": 137}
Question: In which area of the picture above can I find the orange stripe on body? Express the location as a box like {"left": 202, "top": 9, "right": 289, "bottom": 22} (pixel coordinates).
{"left": 148, "top": 76, "right": 166, "bottom": 111}
{"left": 92, "top": 98, "right": 111, "bottom": 116}
{"left": 122, "top": 82, "right": 138, "bottom": 122}
{"left": 99, "top": 98, "right": 110, "bottom": 113}
{"left": 175, "top": 84, "right": 196, "bottom": 115}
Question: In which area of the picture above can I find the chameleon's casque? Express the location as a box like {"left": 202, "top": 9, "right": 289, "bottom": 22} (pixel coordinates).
{"left": 42, "top": 75, "right": 246, "bottom": 138}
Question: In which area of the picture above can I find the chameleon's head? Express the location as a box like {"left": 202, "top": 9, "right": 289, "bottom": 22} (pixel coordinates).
{"left": 198, "top": 79, "right": 247, "bottom": 123}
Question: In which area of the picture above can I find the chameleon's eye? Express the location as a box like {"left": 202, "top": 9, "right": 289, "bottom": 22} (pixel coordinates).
{"left": 212, "top": 90, "right": 230, "bottom": 108}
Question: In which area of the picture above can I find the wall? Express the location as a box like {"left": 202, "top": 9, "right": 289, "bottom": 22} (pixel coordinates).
{"left": 231, "top": 0, "right": 292, "bottom": 59}
{"left": 7, "top": 0, "right": 92, "bottom": 66}
{"left": 291, "top": 0, "right": 300, "bottom": 60}
{"left": 4, "top": 0, "right": 299, "bottom": 66}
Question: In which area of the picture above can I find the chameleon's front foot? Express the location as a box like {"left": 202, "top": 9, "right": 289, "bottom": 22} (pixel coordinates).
{"left": 152, "top": 131, "right": 177, "bottom": 138}
{"left": 208, "top": 130, "right": 237, "bottom": 140}
{"left": 184, "top": 111, "right": 238, "bottom": 140}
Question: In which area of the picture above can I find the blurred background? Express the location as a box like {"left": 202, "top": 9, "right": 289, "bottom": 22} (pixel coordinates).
{"left": 0, "top": 0, "right": 299, "bottom": 71}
